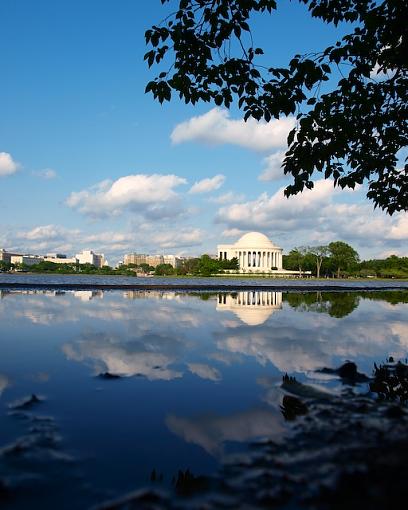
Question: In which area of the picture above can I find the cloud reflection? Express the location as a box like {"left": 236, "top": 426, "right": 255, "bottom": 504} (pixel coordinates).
{"left": 0, "top": 374, "right": 10, "bottom": 397}
{"left": 166, "top": 407, "right": 285, "bottom": 457}
{"left": 63, "top": 332, "right": 184, "bottom": 381}
{"left": 187, "top": 363, "right": 221, "bottom": 381}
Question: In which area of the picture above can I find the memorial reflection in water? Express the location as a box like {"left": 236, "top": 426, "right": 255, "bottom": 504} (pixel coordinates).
{"left": 217, "top": 291, "right": 282, "bottom": 326}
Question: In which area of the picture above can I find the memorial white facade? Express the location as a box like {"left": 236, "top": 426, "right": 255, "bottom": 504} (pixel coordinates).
{"left": 217, "top": 232, "right": 283, "bottom": 273}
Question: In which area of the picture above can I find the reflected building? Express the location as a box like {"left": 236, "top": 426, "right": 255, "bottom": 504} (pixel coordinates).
{"left": 73, "top": 290, "right": 103, "bottom": 301}
{"left": 123, "top": 290, "right": 179, "bottom": 300}
{"left": 0, "top": 289, "right": 65, "bottom": 298}
{"left": 217, "top": 291, "right": 282, "bottom": 326}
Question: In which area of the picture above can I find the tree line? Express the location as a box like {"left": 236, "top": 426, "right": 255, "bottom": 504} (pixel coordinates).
{"left": 153, "top": 255, "right": 239, "bottom": 277}
{"left": 284, "top": 241, "right": 408, "bottom": 278}
{"left": 0, "top": 260, "right": 137, "bottom": 277}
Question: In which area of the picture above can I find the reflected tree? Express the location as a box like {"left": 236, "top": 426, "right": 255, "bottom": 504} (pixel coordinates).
{"left": 285, "top": 292, "right": 360, "bottom": 318}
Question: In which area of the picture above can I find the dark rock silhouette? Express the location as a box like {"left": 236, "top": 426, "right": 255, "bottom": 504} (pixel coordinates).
{"left": 318, "top": 361, "right": 369, "bottom": 384}
{"left": 8, "top": 394, "right": 41, "bottom": 410}
{"left": 97, "top": 372, "right": 121, "bottom": 380}
{"left": 282, "top": 374, "right": 334, "bottom": 399}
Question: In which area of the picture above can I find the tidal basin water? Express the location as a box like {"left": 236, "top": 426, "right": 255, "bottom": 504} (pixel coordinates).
{"left": 0, "top": 288, "right": 407, "bottom": 508}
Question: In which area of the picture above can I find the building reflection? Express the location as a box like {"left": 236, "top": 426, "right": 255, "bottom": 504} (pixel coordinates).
{"left": 73, "top": 290, "right": 103, "bottom": 301}
{"left": 217, "top": 291, "right": 282, "bottom": 326}
{"left": 123, "top": 290, "right": 179, "bottom": 301}
{"left": 0, "top": 289, "right": 66, "bottom": 298}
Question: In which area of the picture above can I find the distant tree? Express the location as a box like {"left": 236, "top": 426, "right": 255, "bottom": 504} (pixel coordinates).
{"left": 284, "top": 247, "right": 308, "bottom": 275}
{"left": 177, "top": 257, "right": 200, "bottom": 275}
{"left": 328, "top": 241, "right": 359, "bottom": 278}
{"left": 146, "top": 0, "right": 408, "bottom": 214}
{"left": 138, "top": 263, "right": 155, "bottom": 273}
{"left": 197, "top": 254, "right": 220, "bottom": 276}
{"left": 219, "top": 256, "right": 239, "bottom": 270}
{"left": 308, "top": 245, "right": 330, "bottom": 278}
{"left": 357, "top": 254, "right": 408, "bottom": 278}
{"left": 0, "top": 260, "right": 11, "bottom": 272}
{"left": 154, "top": 263, "right": 175, "bottom": 276}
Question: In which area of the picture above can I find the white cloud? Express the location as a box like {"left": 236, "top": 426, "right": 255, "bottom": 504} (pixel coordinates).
{"left": 0, "top": 152, "right": 20, "bottom": 176}
{"left": 171, "top": 108, "right": 295, "bottom": 151}
{"left": 258, "top": 151, "right": 286, "bottom": 181}
{"left": 34, "top": 168, "right": 57, "bottom": 180}
{"left": 189, "top": 174, "right": 225, "bottom": 194}
{"left": 3, "top": 222, "right": 204, "bottom": 262}
{"left": 16, "top": 224, "right": 79, "bottom": 242}
{"left": 66, "top": 174, "right": 187, "bottom": 219}
{"left": 7, "top": 224, "right": 132, "bottom": 260}
{"left": 221, "top": 228, "right": 246, "bottom": 238}
{"left": 149, "top": 228, "right": 203, "bottom": 249}
{"left": 216, "top": 179, "right": 336, "bottom": 231}
{"left": 209, "top": 191, "right": 245, "bottom": 204}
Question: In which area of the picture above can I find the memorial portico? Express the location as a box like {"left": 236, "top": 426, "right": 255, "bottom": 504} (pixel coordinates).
{"left": 217, "top": 232, "right": 283, "bottom": 273}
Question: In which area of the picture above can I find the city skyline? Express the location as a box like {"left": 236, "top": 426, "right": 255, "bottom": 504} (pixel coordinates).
{"left": 1, "top": 1, "right": 407, "bottom": 265}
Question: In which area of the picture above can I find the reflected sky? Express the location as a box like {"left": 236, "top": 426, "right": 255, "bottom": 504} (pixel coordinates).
{"left": 0, "top": 289, "right": 407, "bottom": 508}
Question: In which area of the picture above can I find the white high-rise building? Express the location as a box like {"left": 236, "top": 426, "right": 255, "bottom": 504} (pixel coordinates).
{"left": 75, "top": 250, "right": 106, "bottom": 268}
{"left": 163, "top": 255, "right": 181, "bottom": 268}
{"left": 43, "top": 254, "right": 78, "bottom": 264}
{"left": 10, "top": 255, "right": 44, "bottom": 266}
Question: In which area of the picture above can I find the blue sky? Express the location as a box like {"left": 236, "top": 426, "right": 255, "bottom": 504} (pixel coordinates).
{"left": 0, "top": 0, "right": 406, "bottom": 264}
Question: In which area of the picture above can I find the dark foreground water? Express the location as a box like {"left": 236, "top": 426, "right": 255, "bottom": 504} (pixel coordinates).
{"left": 0, "top": 288, "right": 408, "bottom": 509}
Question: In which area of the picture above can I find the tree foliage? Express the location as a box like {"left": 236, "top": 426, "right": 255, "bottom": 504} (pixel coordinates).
{"left": 284, "top": 247, "right": 310, "bottom": 274}
{"left": 328, "top": 240, "right": 360, "bottom": 277}
{"left": 154, "top": 263, "right": 176, "bottom": 275}
{"left": 308, "top": 245, "right": 331, "bottom": 278}
{"left": 145, "top": 0, "right": 408, "bottom": 213}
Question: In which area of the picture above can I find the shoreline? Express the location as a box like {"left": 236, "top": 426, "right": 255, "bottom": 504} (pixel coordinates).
{"left": 1, "top": 282, "right": 408, "bottom": 292}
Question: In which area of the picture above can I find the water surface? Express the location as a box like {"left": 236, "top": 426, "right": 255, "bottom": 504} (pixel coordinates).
{"left": 1, "top": 273, "right": 408, "bottom": 289}
{"left": 0, "top": 289, "right": 407, "bottom": 508}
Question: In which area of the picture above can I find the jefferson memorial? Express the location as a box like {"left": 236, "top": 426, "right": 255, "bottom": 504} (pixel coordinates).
{"left": 218, "top": 232, "right": 283, "bottom": 273}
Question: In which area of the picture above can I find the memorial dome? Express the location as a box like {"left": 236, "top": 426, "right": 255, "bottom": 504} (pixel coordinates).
{"left": 235, "top": 232, "right": 276, "bottom": 249}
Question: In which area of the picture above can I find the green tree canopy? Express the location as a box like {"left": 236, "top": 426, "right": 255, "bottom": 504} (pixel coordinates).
{"left": 197, "top": 254, "right": 220, "bottom": 276}
{"left": 283, "top": 247, "right": 310, "bottom": 273}
{"left": 329, "top": 241, "right": 360, "bottom": 277}
{"left": 154, "top": 263, "right": 175, "bottom": 275}
{"left": 145, "top": 0, "right": 407, "bottom": 214}
{"left": 308, "top": 245, "right": 330, "bottom": 278}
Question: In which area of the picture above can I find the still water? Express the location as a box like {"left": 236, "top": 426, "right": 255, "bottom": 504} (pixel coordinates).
{"left": 0, "top": 289, "right": 407, "bottom": 508}
{"left": 2, "top": 273, "right": 408, "bottom": 288}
